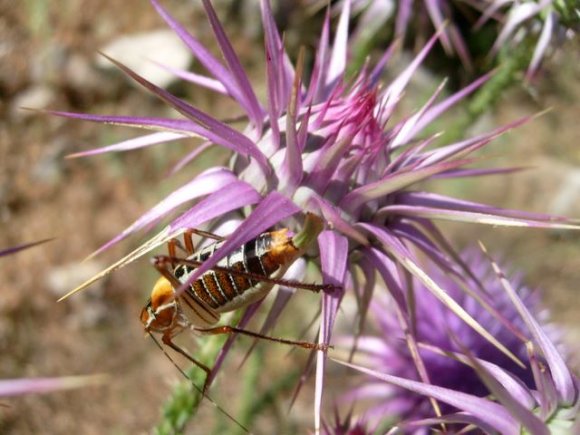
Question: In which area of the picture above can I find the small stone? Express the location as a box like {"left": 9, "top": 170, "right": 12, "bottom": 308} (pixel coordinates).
{"left": 11, "top": 85, "right": 55, "bottom": 119}
{"left": 97, "top": 29, "right": 193, "bottom": 89}
{"left": 47, "top": 260, "right": 109, "bottom": 328}
{"left": 47, "top": 261, "right": 106, "bottom": 298}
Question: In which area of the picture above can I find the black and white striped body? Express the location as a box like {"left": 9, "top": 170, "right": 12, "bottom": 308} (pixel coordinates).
{"left": 174, "top": 230, "right": 298, "bottom": 317}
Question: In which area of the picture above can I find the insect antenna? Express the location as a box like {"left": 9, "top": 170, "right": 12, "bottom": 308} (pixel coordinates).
{"left": 146, "top": 332, "right": 251, "bottom": 434}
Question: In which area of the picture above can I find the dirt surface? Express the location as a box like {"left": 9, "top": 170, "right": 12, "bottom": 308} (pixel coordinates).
{"left": 1, "top": 1, "right": 579, "bottom": 434}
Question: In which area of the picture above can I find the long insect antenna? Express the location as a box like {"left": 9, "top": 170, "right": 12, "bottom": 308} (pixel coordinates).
{"left": 147, "top": 332, "right": 250, "bottom": 434}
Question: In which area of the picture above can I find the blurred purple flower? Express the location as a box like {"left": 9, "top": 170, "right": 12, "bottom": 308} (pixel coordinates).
{"left": 322, "top": 407, "right": 372, "bottom": 435}
{"left": 338, "top": 247, "right": 578, "bottom": 433}
{"left": 50, "top": 0, "right": 577, "bottom": 430}
{"left": 0, "top": 376, "right": 108, "bottom": 398}
{"left": 329, "top": 0, "right": 576, "bottom": 76}
{"left": 0, "top": 240, "right": 107, "bottom": 398}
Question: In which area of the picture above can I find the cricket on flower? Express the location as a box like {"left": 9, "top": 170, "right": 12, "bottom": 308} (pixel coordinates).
{"left": 140, "top": 212, "right": 334, "bottom": 392}
{"left": 46, "top": 0, "right": 580, "bottom": 432}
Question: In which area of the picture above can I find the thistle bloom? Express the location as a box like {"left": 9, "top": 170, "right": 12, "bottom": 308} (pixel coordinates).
{"left": 334, "top": 0, "right": 576, "bottom": 76}
{"left": 322, "top": 408, "right": 371, "bottom": 435}
{"left": 51, "top": 0, "right": 577, "bottom": 431}
{"left": 338, "top": 248, "right": 579, "bottom": 433}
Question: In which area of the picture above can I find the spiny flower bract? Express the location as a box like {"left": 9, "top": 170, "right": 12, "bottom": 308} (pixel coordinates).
{"left": 329, "top": 0, "right": 577, "bottom": 77}
{"left": 338, "top": 247, "right": 578, "bottom": 433}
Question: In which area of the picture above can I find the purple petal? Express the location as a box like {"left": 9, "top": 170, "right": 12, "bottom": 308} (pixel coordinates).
{"left": 150, "top": 0, "right": 253, "bottom": 119}
{"left": 261, "top": 0, "right": 292, "bottom": 146}
{"left": 281, "top": 51, "right": 304, "bottom": 194}
{"left": 432, "top": 166, "right": 528, "bottom": 179}
{"left": 91, "top": 168, "right": 240, "bottom": 256}
{"left": 169, "top": 181, "right": 261, "bottom": 232}
{"left": 360, "top": 223, "right": 525, "bottom": 368}
{"left": 49, "top": 111, "right": 267, "bottom": 170}
{"left": 67, "top": 131, "right": 186, "bottom": 158}
{"left": 98, "top": 53, "right": 270, "bottom": 176}
{"left": 410, "top": 72, "right": 492, "bottom": 137}
{"left": 400, "top": 413, "right": 504, "bottom": 434}
{"left": 526, "top": 12, "right": 554, "bottom": 80}
{"left": 492, "top": 2, "right": 547, "bottom": 53}
{"left": 0, "top": 375, "right": 108, "bottom": 397}
{"left": 417, "top": 340, "right": 536, "bottom": 410}
{"left": 341, "top": 158, "right": 474, "bottom": 213}
{"left": 418, "top": 116, "right": 532, "bottom": 167}
{"left": 395, "top": 0, "right": 412, "bottom": 39}
{"left": 305, "top": 8, "right": 330, "bottom": 104}
{"left": 381, "top": 30, "right": 442, "bottom": 109}
{"left": 424, "top": 0, "right": 453, "bottom": 53}
{"left": 0, "top": 238, "right": 53, "bottom": 258}
{"left": 482, "top": 243, "right": 578, "bottom": 405}
{"left": 201, "top": 0, "right": 264, "bottom": 133}
{"left": 173, "top": 192, "right": 301, "bottom": 297}
{"left": 332, "top": 358, "right": 521, "bottom": 434}
{"left": 325, "top": 0, "right": 350, "bottom": 92}
{"left": 466, "top": 350, "right": 550, "bottom": 435}
{"left": 150, "top": 61, "right": 227, "bottom": 94}
{"left": 167, "top": 141, "right": 213, "bottom": 176}
{"left": 396, "top": 191, "right": 571, "bottom": 223}
{"left": 378, "top": 204, "right": 580, "bottom": 230}
{"left": 315, "top": 230, "right": 348, "bottom": 433}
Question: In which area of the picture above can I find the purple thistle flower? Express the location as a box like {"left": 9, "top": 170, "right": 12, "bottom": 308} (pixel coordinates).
{"left": 337, "top": 247, "right": 579, "bottom": 433}
{"left": 50, "top": 0, "right": 578, "bottom": 430}
{"left": 322, "top": 407, "right": 372, "bottom": 435}
{"left": 329, "top": 0, "right": 576, "bottom": 76}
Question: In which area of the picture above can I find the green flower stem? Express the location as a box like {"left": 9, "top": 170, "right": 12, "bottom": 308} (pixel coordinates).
{"left": 153, "top": 326, "right": 231, "bottom": 434}
{"left": 216, "top": 347, "right": 262, "bottom": 435}
{"left": 234, "top": 368, "right": 301, "bottom": 435}
{"left": 438, "top": 42, "right": 533, "bottom": 145}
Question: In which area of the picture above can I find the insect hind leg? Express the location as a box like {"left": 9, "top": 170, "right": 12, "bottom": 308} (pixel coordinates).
{"left": 164, "top": 256, "right": 338, "bottom": 294}
{"left": 194, "top": 325, "right": 331, "bottom": 352}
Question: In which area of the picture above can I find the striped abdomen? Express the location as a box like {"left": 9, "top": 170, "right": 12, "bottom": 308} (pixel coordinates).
{"left": 174, "top": 229, "right": 298, "bottom": 313}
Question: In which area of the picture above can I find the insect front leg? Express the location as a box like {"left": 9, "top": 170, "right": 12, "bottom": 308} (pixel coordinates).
{"left": 152, "top": 255, "right": 183, "bottom": 289}
{"left": 161, "top": 332, "right": 213, "bottom": 394}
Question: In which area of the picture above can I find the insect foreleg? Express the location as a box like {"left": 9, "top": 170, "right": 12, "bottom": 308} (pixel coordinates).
{"left": 152, "top": 256, "right": 184, "bottom": 289}
{"left": 161, "top": 332, "right": 213, "bottom": 394}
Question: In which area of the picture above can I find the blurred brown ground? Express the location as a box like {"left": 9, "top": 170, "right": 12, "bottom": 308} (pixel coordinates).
{"left": 0, "top": 1, "right": 578, "bottom": 433}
